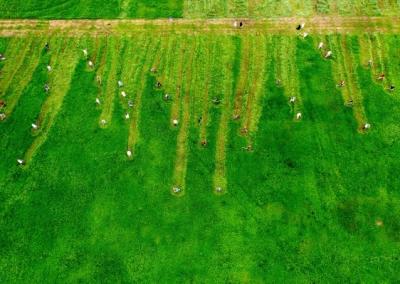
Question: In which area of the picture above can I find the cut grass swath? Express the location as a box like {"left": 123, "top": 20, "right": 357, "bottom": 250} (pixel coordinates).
{"left": 328, "top": 34, "right": 367, "bottom": 130}
{"left": 0, "top": 37, "right": 34, "bottom": 98}
{"left": 2, "top": 37, "right": 47, "bottom": 117}
{"left": 171, "top": 37, "right": 198, "bottom": 196}
{"left": 127, "top": 38, "right": 161, "bottom": 157}
{"left": 23, "top": 38, "right": 79, "bottom": 164}
{"left": 275, "top": 35, "right": 303, "bottom": 120}
{"left": 98, "top": 37, "right": 120, "bottom": 128}
{"left": 213, "top": 37, "right": 235, "bottom": 195}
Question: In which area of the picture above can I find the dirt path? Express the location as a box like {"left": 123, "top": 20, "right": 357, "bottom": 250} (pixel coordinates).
{"left": 0, "top": 16, "right": 400, "bottom": 36}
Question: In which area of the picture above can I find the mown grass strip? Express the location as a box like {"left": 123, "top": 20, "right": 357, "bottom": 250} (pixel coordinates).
{"left": 24, "top": 38, "right": 79, "bottom": 164}
{"left": 232, "top": 35, "right": 251, "bottom": 120}
{"left": 0, "top": 37, "right": 34, "bottom": 97}
{"left": 329, "top": 34, "right": 367, "bottom": 130}
{"left": 171, "top": 37, "right": 198, "bottom": 196}
{"left": 213, "top": 36, "right": 235, "bottom": 195}
{"left": 244, "top": 35, "right": 272, "bottom": 144}
{"left": 198, "top": 36, "right": 216, "bottom": 144}
{"left": 275, "top": 35, "right": 303, "bottom": 120}
{"left": 127, "top": 38, "right": 161, "bottom": 156}
{"left": 98, "top": 37, "right": 120, "bottom": 128}
{"left": 2, "top": 37, "right": 47, "bottom": 117}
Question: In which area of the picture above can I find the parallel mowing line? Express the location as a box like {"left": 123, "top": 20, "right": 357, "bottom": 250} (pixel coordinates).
{"left": 171, "top": 38, "right": 198, "bottom": 196}
{"left": 119, "top": 36, "right": 142, "bottom": 114}
{"left": 125, "top": 37, "right": 153, "bottom": 154}
{"left": 99, "top": 37, "right": 120, "bottom": 128}
{"left": 3, "top": 37, "right": 47, "bottom": 117}
{"left": 159, "top": 36, "right": 178, "bottom": 92}
{"left": 213, "top": 37, "right": 235, "bottom": 195}
{"left": 127, "top": 39, "right": 161, "bottom": 156}
{"left": 24, "top": 39, "right": 79, "bottom": 164}
{"left": 232, "top": 35, "right": 251, "bottom": 120}
{"left": 199, "top": 37, "right": 215, "bottom": 144}
{"left": 330, "top": 35, "right": 367, "bottom": 130}
{"left": 276, "top": 36, "right": 303, "bottom": 120}
{"left": 243, "top": 35, "right": 272, "bottom": 145}
{"left": 170, "top": 37, "right": 188, "bottom": 124}
{"left": 0, "top": 37, "right": 34, "bottom": 98}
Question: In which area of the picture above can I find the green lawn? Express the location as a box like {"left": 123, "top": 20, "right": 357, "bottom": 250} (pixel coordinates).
{"left": 1, "top": 33, "right": 400, "bottom": 282}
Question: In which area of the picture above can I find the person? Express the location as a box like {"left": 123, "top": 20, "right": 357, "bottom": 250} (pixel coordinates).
{"left": 201, "top": 140, "right": 207, "bottom": 147}
{"left": 325, "top": 51, "right": 332, "bottom": 58}
{"left": 241, "top": 127, "right": 248, "bottom": 134}
{"left": 346, "top": 99, "right": 354, "bottom": 107}
{"left": 337, "top": 80, "right": 345, "bottom": 87}
{"left": 303, "top": 32, "right": 308, "bottom": 38}
{"left": 121, "top": 91, "right": 127, "bottom": 97}
{"left": 296, "top": 23, "right": 305, "bottom": 30}
{"left": 0, "top": 113, "right": 6, "bottom": 121}
{"left": 127, "top": 149, "right": 132, "bottom": 157}
{"left": 47, "top": 65, "right": 52, "bottom": 72}
{"left": 164, "top": 94, "right": 170, "bottom": 101}
{"left": 155, "top": 81, "right": 162, "bottom": 88}
{"left": 32, "top": 123, "right": 38, "bottom": 130}
{"left": 150, "top": 67, "right": 157, "bottom": 73}
{"left": 242, "top": 144, "right": 253, "bottom": 151}
{"left": 96, "top": 98, "right": 101, "bottom": 105}
{"left": 83, "top": 49, "right": 88, "bottom": 57}
{"left": 17, "top": 159, "right": 25, "bottom": 165}
{"left": 232, "top": 114, "right": 240, "bottom": 120}
{"left": 172, "top": 187, "right": 181, "bottom": 193}
{"left": 318, "top": 42, "right": 324, "bottom": 49}
{"left": 290, "top": 96, "right": 296, "bottom": 103}
{"left": 239, "top": 21, "right": 243, "bottom": 28}
{"left": 101, "top": 119, "right": 107, "bottom": 125}
{"left": 0, "top": 100, "right": 6, "bottom": 108}
{"left": 125, "top": 113, "right": 130, "bottom": 120}
{"left": 363, "top": 123, "right": 371, "bottom": 130}
{"left": 198, "top": 116, "right": 202, "bottom": 124}
{"left": 0, "top": 53, "right": 5, "bottom": 61}
{"left": 173, "top": 119, "right": 179, "bottom": 126}
{"left": 88, "top": 61, "right": 94, "bottom": 68}
{"left": 44, "top": 83, "right": 50, "bottom": 93}
{"left": 296, "top": 112, "right": 302, "bottom": 120}
{"left": 44, "top": 43, "right": 50, "bottom": 51}
{"left": 96, "top": 75, "right": 102, "bottom": 86}
{"left": 118, "top": 80, "right": 123, "bottom": 87}
{"left": 377, "top": 73, "right": 385, "bottom": 80}
{"left": 128, "top": 100, "right": 134, "bottom": 108}
{"left": 215, "top": 187, "right": 222, "bottom": 193}
{"left": 212, "top": 97, "right": 221, "bottom": 105}
{"left": 389, "top": 85, "right": 396, "bottom": 91}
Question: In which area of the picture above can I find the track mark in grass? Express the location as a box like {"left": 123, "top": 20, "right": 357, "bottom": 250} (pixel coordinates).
{"left": 0, "top": 37, "right": 33, "bottom": 98}
{"left": 242, "top": 35, "right": 272, "bottom": 146}
{"left": 274, "top": 35, "right": 303, "bottom": 120}
{"left": 213, "top": 37, "right": 235, "bottom": 195}
{"left": 127, "top": 38, "right": 161, "bottom": 157}
{"left": 198, "top": 37, "right": 216, "bottom": 144}
{"left": 98, "top": 37, "right": 120, "bottom": 128}
{"left": 232, "top": 35, "right": 251, "bottom": 120}
{"left": 171, "top": 37, "right": 198, "bottom": 196}
{"left": 23, "top": 38, "right": 79, "bottom": 164}
{"left": 329, "top": 35, "right": 367, "bottom": 130}
{"left": 1, "top": 37, "right": 46, "bottom": 117}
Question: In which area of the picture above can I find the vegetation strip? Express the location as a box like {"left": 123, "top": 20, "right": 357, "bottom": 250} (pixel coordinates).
{"left": 171, "top": 37, "right": 198, "bottom": 196}
{"left": 212, "top": 37, "right": 235, "bottom": 195}
{"left": 23, "top": 38, "right": 79, "bottom": 164}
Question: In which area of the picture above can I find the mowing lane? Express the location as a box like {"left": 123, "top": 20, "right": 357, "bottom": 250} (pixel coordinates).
{"left": 171, "top": 37, "right": 197, "bottom": 196}
{"left": 24, "top": 38, "right": 80, "bottom": 164}
{"left": 127, "top": 37, "right": 160, "bottom": 158}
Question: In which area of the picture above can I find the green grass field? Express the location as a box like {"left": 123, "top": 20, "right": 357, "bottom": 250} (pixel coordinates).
{"left": 1, "top": 30, "right": 400, "bottom": 282}
{"left": 1, "top": 0, "right": 400, "bottom": 18}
